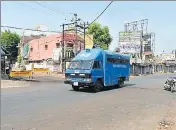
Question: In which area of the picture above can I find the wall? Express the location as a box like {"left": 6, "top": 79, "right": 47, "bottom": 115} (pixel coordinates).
{"left": 28, "top": 34, "right": 62, "bottom": 61}
{"left": 28, "top": 33, "right": 84, "bottom": 62}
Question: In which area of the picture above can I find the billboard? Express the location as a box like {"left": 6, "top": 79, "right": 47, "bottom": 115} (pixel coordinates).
{"left": 119, "top": 42, "right": 141, "bottom": 53}
{"left": 79, "top": 34, "right": 94, "bottom": 49}
{"left": 119, "top": 31, "right": 142, "bottom": 54}
{"left": 119, "top": 31, "right": 142, "bottom": 42}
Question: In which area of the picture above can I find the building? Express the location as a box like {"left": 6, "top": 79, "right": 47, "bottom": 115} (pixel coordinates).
{"left": 158, "top": 53, "right": 175, "bottom": 61}
{"left": 21, "top": 34, "right": 43, "bottom": 43}
{"left": 18, "top": 34, "right": 44, "bottom": 56}
{"left": 155, "top": 52, "right": 176, "bottom": 73}
{"left": 28, "top": 33, "right": 84, "bottom": 62}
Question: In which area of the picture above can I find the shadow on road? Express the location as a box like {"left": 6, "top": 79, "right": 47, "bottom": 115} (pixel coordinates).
{"left": 164, "top": 89, "right": 176, "bottom": 93}
{"left": 70, "top": 83, "right": 136, "bottom": 93}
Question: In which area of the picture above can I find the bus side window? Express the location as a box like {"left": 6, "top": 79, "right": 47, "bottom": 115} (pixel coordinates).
{"left": 116, "top": 58, "right": 121, "bottom": 64}
{"left": 93, "top": 61, "right": 100, "bottom": 69}
{"left": 120, "top": 59, "right": 124, "bottom": 64}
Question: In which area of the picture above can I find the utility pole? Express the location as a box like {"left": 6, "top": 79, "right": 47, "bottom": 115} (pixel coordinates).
{"left": 140, "top": 31, "right": 143, "bottom": 60}
{"left": 61, "top": 19, "right": 78, "bottom": 72}
{"left": 62, "top": 24, "right": 65, "bottom": 60}
{"left": 60, "top": 14, "right": 89, "bottom": 72}
{"left": 76, "top": 21, "right": 89, "bottom": 50}
{"left": 21, "top": 29, "right": 25, "bottom": 60}
{"left": 74, "top": 13, "right": 78, "bottom": 51}
{"left": 61, "top": 24, "right": 65, "bottom": 73}
{"left": 83, "top": 22, "right": 86, "bottom": 50}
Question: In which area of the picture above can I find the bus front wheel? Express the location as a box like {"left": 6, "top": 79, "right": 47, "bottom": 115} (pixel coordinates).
{"left": 93, "top": 80, "right": 103, "bottom": 93}
{"left": 72, "top": 85, "right": 80, "bottom": 91}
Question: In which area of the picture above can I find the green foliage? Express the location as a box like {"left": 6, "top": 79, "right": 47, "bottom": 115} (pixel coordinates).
{"left": 0, "top": 30, "right": 20, "bottom": 60}
{"left": 17, "top": 55, "right": 22, "bottom": 63}
{"left": 87, "top": 22, "right": 112, "bottom": 50}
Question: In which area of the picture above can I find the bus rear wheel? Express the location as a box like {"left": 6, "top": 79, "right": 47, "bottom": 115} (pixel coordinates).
{"left": 72, "top": 85, "right": 80, "bottom": 91}
{"left": 118, "top": 80, "right": 124, "bottom": 88}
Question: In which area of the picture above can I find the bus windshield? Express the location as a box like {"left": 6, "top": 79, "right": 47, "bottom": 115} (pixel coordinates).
{"left": 68, "top": 60, "right": 93, "bottom": 70}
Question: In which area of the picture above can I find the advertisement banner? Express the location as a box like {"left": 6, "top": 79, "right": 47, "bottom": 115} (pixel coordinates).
{"left": 79, "top": 34, "right": 94, "bottom": 49}
{"left": 119, "top": 42, "right": 141, "bottom": 53}
{"left": 119, "top": 31, "right": 142, "bottom": 42}
{"left": 119, "top": 31, "right": 142, "bottom": 53}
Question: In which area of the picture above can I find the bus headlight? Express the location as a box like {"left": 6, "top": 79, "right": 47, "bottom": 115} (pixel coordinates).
{"left": 85, "top": 79, "right": 91, "bottom": 82}
{"left": 66, "top": 77, "right": 71, "bottom": 81}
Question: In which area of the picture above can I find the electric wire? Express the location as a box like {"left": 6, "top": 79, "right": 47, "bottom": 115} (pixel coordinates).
{"left": 89, "top": 1, "right": 113, "bottom": 25}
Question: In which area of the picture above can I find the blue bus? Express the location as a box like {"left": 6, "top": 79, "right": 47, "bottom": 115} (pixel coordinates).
{"left": 64, "top": 48, "right": 130, "bottom": 92}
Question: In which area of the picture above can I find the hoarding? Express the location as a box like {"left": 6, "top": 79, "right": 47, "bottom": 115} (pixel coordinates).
{"left": 79, "top": 34, "right": 93, "bottom": 49}
{"left": 119, "top": 31, "right": 142, "bottom": 53}
{"left": 119, "top": 42, "right": 141, "bottom": 53}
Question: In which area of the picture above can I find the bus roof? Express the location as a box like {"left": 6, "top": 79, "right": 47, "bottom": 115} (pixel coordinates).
{"left": 73, "top": 48, "right": 130, "bottom": 61}
{"left": 104, "top": 50, "right": 130, "bottom": 60}
{"left": 73, "top": 48, "right": 103, "bottom": 61}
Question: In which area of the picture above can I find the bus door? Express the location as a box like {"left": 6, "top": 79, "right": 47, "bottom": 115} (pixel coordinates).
{"left": 104, "top": 54, "right": 117, "bottom": 86}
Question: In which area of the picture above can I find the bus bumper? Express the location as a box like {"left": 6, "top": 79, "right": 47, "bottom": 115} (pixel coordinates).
{"left": 64, "top": 80, "right": 94, "bottom": 86}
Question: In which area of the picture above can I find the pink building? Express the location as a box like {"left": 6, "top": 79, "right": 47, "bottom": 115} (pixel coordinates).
{"left": 28, "top": 33, "right": 84, "bottom": 61}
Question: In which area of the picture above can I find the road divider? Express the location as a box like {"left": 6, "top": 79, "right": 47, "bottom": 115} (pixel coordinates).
{"left": 10, "top": 71, "right": 33, "bottom": 77}
{"left": 33, "top": 68, "right": 50, "bottom": 73}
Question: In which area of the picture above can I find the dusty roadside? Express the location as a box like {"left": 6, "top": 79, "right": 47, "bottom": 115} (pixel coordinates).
{"left": 1, "top": 73, "right": 65, "bottom": 89}
{"left": 1, "top": 80, "right": 31, "bottom": 88}
{"left": 1, "top": 73, "right": 167, "bottom": 89}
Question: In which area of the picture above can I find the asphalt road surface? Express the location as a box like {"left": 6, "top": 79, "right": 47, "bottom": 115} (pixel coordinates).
{"left": 1, "top": 74, "right": 176, "bottom": 130}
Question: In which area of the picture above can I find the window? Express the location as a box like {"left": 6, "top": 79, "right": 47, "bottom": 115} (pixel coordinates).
{"left": 107, "top": 58, "right": 120, "bottom": 64}
{"left": 68, "top": 60, "right": 93, "bottom": 70}
{"left": 30, "top": 47, "right": 33, "bottom": 52}
{"left": 56, "top": 43, "right": 60, "bottom": 48}
{"left": 45, "top": 45, "right": 48, "bottom": 50}
{"left": 93, "top": 61, "right": 100, "bottom": 69}
{"left": 107, "top": 57, "right": 129, "bottom": 64}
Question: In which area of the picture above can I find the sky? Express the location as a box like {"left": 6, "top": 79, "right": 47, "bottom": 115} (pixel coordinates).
{"left": 1, "top": 1, "right": 176, "bottom": 54}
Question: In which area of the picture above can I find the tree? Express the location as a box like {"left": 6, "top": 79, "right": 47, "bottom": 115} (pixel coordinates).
{"left": 0, "top": 30, "right": 20, "bottom": 60}
{"left": 87, "top": 22, "right": 112, "bottom": 50}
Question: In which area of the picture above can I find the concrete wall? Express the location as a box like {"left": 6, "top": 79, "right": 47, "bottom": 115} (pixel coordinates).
{"left": 28, "top": 34, "right": 62, "bottom": 61}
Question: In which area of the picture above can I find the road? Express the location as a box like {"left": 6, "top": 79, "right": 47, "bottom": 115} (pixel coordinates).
{"left": 1, "top": 74, "right": 176, "bottom": 130}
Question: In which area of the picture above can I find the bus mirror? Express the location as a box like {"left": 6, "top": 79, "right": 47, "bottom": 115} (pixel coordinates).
{"left": 86, "top": 49, "right": 90, "bottom": 52}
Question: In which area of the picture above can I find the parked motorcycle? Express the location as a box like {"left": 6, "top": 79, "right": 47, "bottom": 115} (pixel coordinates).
{"left": 164, "top": 77, "right": 176, "bottom": 93}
